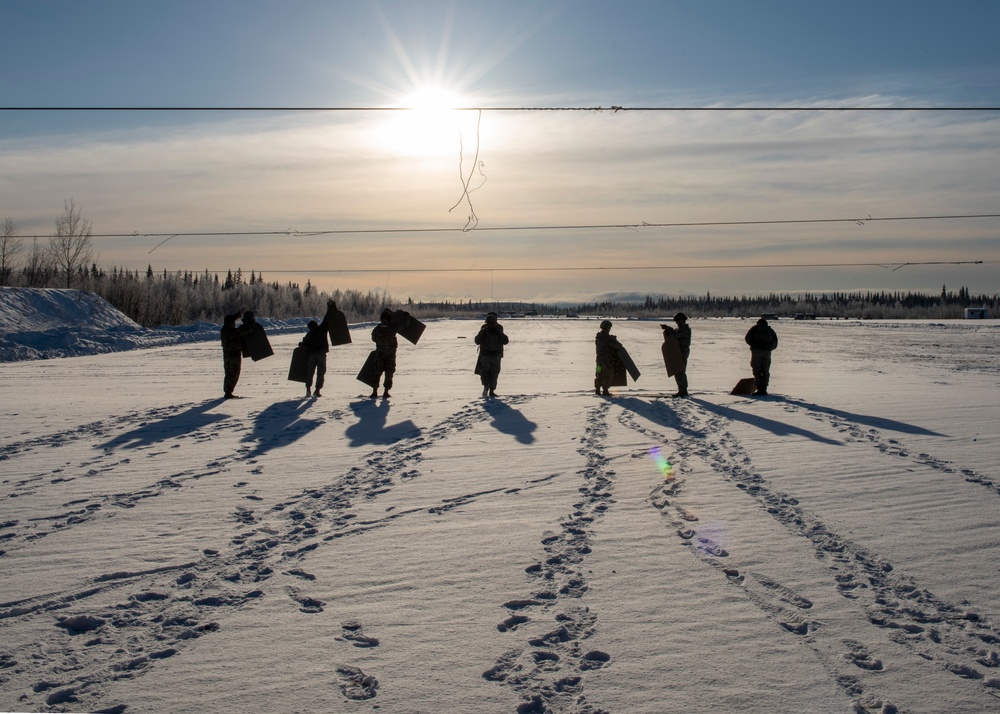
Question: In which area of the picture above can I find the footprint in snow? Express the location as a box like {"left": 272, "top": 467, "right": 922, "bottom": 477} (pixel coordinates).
{"left": 285, "top": 586, "right": 325, "bottom": 614}
{"left": 843, "top": 640, "right": 885, "bottom": 671}
{"left": 335, "top": 665, "right": 379, "bottom": 700}
{"left": 338, "top": 621, "right": 380, "bottom": 647}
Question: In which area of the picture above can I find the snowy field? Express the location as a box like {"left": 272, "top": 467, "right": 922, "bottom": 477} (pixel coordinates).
{"left": 2, "top": 310, "right": 1000, "bottom": 713}
{"left": 0, "top": 288, "right": 311, "bottom": 362}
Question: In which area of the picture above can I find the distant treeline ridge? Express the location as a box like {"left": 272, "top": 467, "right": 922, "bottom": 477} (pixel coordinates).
{"left": 1, "top": 262, "right": 995, "bottom": 326}
{"left": 567, "top": 288, "right": 996, "bottom": 320}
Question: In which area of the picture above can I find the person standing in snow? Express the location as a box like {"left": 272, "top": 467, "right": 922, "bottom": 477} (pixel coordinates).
{"left": 220, "top": 311, "right": 253, "bottom": 399}
{"left": 474, "top": 312, "right": 509, "bottom": 398}
{"left": 744, "top": 317, "right": 778, "bottom": 396}
{"left": 298, "top": 300, "right": 336, "bottom": 397}
{"left": 594, "top": 320, "right": 622, "bottom": 396}
{"left": 370, "top": 308, "right": 398, "bottom": 399}
{"left": 662, "top": 312, "right": 691, "bottom": 397}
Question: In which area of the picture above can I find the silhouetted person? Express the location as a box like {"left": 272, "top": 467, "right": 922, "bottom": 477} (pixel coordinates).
{"left": 299, "top": 300, "right": 335, "bottom": 397}
{"left": 595, "top": 319, "right": 622, "bottom": 397}
{"left": 221, "top": 312, "right": 253, "bottom": 399}
{"left": 662, "top": 312, "right": 691, "bottom": 397}
{"left": 370, "top": 308, "right": 398, "bottom": 399}
{"left": 745, "top": 317, "right": 778, "bottom": 396}
{"left": 474, "top": 312, "right": 509, "bottom": 398}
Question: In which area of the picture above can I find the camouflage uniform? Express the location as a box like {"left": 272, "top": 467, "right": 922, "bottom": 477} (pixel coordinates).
{"left": 662, "top": 315, "right": 691, "bottom": 396}
{"left": 595, "top": 327, "right": 622, "bottom": 394}
{"left": 299, "top": 318, "right": 329, "bottom": 393}
{"left": 371, "top": 321, "right": 398, "bottom": 393}
{"left": 474, "top": 316, "right": 509, "bottom": 394}
{"left": 221, "top": 313, "right": 253, "bottom": 397}
{"left": 745, "top": 319, "right": 778, "bottom": 395}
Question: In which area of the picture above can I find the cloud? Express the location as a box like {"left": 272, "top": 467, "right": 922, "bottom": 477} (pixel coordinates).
{"left": 1, "top": 100, "right": 997, "bottom": 299}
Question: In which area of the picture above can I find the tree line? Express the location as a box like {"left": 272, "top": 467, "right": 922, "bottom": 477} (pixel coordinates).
{"left": 1, "top": 204, "right": 398, "bottom": 326}
{"left": 2, "top": 204, "right": 994, "bottom": 325}
{"left": 571, "top": 288, "right": 997, "bottom": 320}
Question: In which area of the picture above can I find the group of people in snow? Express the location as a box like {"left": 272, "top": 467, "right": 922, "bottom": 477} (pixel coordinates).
{"left": 220, "top": 309, "right": 778, "bottom": 400}
{"left": 594, "top": 312, "right": 776, "bottom": 398}
{"left": 220, "top": 305, "right": 410, "bottom": 401}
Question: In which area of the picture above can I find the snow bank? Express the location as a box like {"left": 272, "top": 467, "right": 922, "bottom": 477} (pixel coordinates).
{"left": 0, "top": 287, "right": 318, "bottom": 362}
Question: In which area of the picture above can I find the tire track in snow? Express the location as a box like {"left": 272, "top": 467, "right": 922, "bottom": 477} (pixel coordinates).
{"left": 628, "top": 396, "right": 1000, "bottom": 712}
{"left": 485, "top": 399, "right": 614, "bottom": 714}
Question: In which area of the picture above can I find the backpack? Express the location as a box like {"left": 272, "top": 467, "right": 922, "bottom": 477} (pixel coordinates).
{"left": 751, "top": 326, "right": 776, "bottom": 351}
{"left": 482, "top": 328, "right": 502, "bottom": 353}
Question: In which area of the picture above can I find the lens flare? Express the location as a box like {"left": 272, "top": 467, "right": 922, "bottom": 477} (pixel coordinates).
{"left": 649, "top": 446, "right": 673, "bottom": 480}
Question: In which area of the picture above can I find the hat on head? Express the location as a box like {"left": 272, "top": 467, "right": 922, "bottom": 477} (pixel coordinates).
{"left": 673, "top": 312, "right": 687, "bottom": 322}
{"left": 486, "top": 312, "right": 498, "bottom": 323}
{"left": 600, "top": 320, "right": 612, "bottom": 330}
{"left": 308, "top": 320, "right": 318, "bottom": 330}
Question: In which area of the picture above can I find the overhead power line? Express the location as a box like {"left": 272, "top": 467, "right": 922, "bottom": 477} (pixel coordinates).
{"left": 2, "top": 105, "right": 1000, "bottom": 112}
{"left": 197, "top": 260, "right": 988, "bottom": 274}
{"left": 14, "top": 212, "right": 1000, "bottom": 243}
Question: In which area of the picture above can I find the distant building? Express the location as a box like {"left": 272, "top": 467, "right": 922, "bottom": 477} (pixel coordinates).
{"left": 964, "top": 307, "right": 990, "bottom": 319}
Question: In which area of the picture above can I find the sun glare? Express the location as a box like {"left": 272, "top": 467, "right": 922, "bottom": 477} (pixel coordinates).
{"left": 404, "top": 86, "right": 463, "bottom": 113}
{"left": 377, "top": 85, "right": 468, "bottom": 156}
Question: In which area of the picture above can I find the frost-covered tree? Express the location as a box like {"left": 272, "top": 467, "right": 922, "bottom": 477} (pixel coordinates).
{"left": 23, "top": 238, "right": 54, "bottom": 287}
{"left": 49, "top": 199, "right": 95, "bottom": 289}
{"left": 0, "top": 217, "right": 23, "bottom": 286}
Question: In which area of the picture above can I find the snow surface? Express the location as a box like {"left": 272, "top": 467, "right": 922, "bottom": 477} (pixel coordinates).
{"left": 0, "top": 287, "right": 310, "bottom": 362}
{"left": 1, "top": 291, "right": 1000, "bottom": 713}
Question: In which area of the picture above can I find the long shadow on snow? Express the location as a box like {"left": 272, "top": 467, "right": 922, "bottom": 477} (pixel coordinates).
{"left": 689, "top": 396, "right": 842, "bottom": 445}
{"left": 615, "top": 396, "right": 706, "bottom": 439}
{"left": 775, "top": 395, "right": 947, "bottom": 437}
{"left": 101, "top": 397, "right": 229, "bottom": 451}
{"left": 481, "top": 399, "right": 537, "bottom": 444}
{"left": 241, "top": 398, "right": 324, "bottom": 457}
{"left": 344, "top": 398, "right": 421, "bottom": 447}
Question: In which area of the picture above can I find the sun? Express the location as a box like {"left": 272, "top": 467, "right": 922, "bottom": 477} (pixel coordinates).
{"left": 376, "top": 85, "right": 470, "bottom": 156}
{"left": 403, "top": 86, "right": 463, "bottom": 113}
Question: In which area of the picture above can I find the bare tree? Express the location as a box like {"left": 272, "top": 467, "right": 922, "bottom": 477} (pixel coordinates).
{"left": 0, "top": 217, "right": 23, "bottom": 286}
{"left": 23, "top": 238, "right": 54, "bottom": 287}
{"left": 49, "top": 199, "right": 95, "bottom": 289}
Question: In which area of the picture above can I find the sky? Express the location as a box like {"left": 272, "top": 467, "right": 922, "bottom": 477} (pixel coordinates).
{"left": 1, "top": 0, "right": 999, "bottom": 304}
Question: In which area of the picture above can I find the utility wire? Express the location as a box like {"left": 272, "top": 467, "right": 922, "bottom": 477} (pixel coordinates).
{"left": 198, "top": 261, "right": 988, "bottom": 274}
{"left": 3, "top": 105, "right": 1000, "bottom": 112}
{"left": 14, "top": 212, "right": 1000, "bottom": 242}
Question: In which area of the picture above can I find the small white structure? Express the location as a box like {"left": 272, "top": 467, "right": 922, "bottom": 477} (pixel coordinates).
{"left": 964, "top": 307, "right": 990, "bottom": 319}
